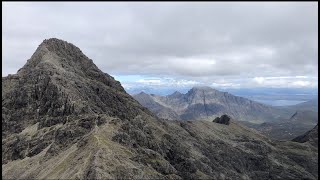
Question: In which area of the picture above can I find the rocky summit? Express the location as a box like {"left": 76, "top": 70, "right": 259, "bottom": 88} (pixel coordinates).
{"left": 2, "top": 38, "right": 318, "bottom": 179}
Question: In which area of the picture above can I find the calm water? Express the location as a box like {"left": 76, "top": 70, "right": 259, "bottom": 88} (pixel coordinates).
{"left": 253, "top": 99, "right": 306, "bottom": 106}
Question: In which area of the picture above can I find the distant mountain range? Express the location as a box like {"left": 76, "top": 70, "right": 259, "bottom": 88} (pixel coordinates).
{"left": 249, "top": 99, "right": 318, "bottom": 140}
{"left": 240, "top": 110, "right": 318, "bottom": 140}
{"left": 126, "top": 87, "right": 318, "bottom": 104}
{"left": 133, "top": 86, "right": 291, "bottom": 123}
{"left": 284, "top": 99, "right": 318, "bottom": 112}
{"left": 133, "top": 87, "right": 318, "bottom": 140}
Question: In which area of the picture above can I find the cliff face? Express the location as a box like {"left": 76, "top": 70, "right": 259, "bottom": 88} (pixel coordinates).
{"left": 2, "top": 38, "right": 152, "bottom": 135}
{"left": 133, "top": 92, "right": 179, "bottom": 120}
{"left": 2, "top": 37, "right": 154, "bottom": 165}
{"left": 2, "top": 38, "right": 318, "bottom": 179}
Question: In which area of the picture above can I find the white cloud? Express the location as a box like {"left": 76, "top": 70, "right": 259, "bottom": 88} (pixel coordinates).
{"left": 292, "top": 81, "right": 313, "bottom": 87}
{"left": 211, "top": 82, "right": 241, "bottom": 88}
{"left": 165, "top": 56, "right": 217, "bottom": 76}
{"left": 136, "top": 79, "right": 162, "bottom": 84}
{"left": 135, "top": 77, "right": 201, "bottom": 88}
{"left": 255, "top": 47, "right": 275, "bottom": 57}
{"left": 119, "top": 75, "right": 318, "bottom": 91}
{"left": 253, "top": 77, "right": 265, "bottom": 84}
{"left": 252, "top": 76, "right": 318, "bottom": 88}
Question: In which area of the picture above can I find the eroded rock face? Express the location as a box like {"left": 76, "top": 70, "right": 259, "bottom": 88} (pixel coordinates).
{"left": 2, "top": 38, "right": 153, "bottom": 163}
{"left": 213, "top": 114, "right": 231, "bottom": 125}
{"left": 2, "top": 38, "right": 318, "bottom": 180}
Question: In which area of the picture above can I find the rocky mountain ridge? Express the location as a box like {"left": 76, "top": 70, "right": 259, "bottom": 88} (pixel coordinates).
{"left": 2, "top": 38, "right": 318, "bottom": 179}
{"left": 293, "top": 124, "right": 318, "bottom": 147}
{"left": 133, "top": 87, "right": 290, "bottom": 123}
{"left": 240, "top": 110, "right": 318, "bottom": 140}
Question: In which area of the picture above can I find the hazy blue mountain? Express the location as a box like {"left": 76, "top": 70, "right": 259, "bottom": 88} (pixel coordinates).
{"left": 284, "top": 99, "right": 318, "bottom": 112}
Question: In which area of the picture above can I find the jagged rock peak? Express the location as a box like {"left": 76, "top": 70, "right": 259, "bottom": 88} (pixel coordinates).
{"left": 41, "top": 38, "right": 70, "bottom": 46}
{"left": 138, "top": 91, "right": 149, "bottom": 96}
{"left": 39, "top": 38, "right": 84, "bottom": 56}
{"left": 18, "top": 37, "right": 93, "bottom": 75}
{"left": 187, "top": 86, "right": 218, "bottom": 95}
{"left": 168, "top": 91, "right": 183, "bottom": 98}
{"left": 190, "top": 86, "right": 221, "bottom": 92}
{"left": 15, "top": 37, "right": 125, "bottom": 93}
{"left": 172, "top": 91, "right": 182, "bottom": 95}
{"left": 191, "top": 86, "right": 213, "bottom": 90}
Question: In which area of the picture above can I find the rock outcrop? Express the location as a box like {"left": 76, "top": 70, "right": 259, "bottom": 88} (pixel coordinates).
{"left": 213, "top": 114, "right": 231, "bottom": 125}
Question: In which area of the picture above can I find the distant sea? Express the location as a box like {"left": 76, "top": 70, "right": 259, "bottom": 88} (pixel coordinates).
{"left": 251, "top": 99, "right": 306, "bottom": 106}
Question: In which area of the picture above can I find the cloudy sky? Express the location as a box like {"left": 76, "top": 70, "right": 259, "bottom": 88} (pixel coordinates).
{"left": 2, "top": 2, "right": 318, "bottom": 92}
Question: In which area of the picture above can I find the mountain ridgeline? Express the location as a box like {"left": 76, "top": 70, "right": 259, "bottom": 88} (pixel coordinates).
{"left": 285, "top": 99, "right": 318, "bottom": 112}
{"left": 133, "top": 87, "right": 289, "bottom": 123}
{"left": 133, "top": 88, "right": 318, "bottom": 140}
{"left": 2, "top": 38, "right": 318, "bottom": 179}
{"left": 240, "top": 110, "right": 318, "bottom": 140}
{"left": 293, "top": 124, "right": 318, "bottom": 147}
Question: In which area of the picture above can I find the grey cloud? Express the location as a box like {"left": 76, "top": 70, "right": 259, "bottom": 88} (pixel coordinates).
{"left": 2, "top": 2, "right": 318, "bottom": 88}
